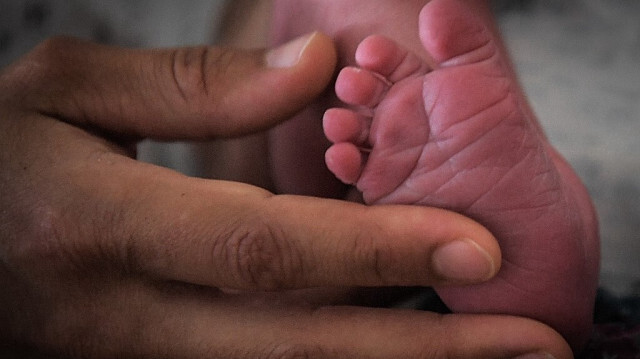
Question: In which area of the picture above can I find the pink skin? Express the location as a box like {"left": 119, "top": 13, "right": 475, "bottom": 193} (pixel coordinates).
{"left": 269, "top": 0, "right": 433, "bottom": 198}
{"left": 270, "top": 0, "right": 599, "bottom": 351}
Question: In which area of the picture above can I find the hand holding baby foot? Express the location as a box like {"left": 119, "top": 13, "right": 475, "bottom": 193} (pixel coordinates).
{"left": 324, "top": 0, "right": 599, "bottom": 350}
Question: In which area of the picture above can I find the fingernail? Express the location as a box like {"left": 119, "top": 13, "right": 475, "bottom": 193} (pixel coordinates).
{"left": 432, "top": 238, "right": 496, "bottom": 282}
{"left": 266, "top": 32, "right": 316, "bottom": 68}
{"left": 512, "top": 352, "right": 556, "bottom": 359}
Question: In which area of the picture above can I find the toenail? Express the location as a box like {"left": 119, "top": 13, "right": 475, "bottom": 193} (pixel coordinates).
{"left": 432, "top": 238, "right": 496, "bottom": 282}
{"left": 266, "top": 32, "right": 316, "bottom": 68}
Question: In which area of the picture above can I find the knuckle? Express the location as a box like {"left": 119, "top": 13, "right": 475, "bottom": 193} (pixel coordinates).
{"left": 23, "top": 36, "right": 78, "bottom": 78}
{"left": 202, "top": 47, "right": 238, "bottom": 88}
{"left": 170, "top": 46, "right": 239, "bottom": 100}
{"left": 3, "top": 203, "right": 74, "bottom": 275}
{"left": 0, "top": 36, "right": 79, "bottom": 105}
{"left": 355, "top": 234, "right": 395, "bottom": 285}
{"left": 169, "top": 46, "right": 256, "bottom": 133}
{"left": 219, "top": 220, "right": 303, "bottom": 290}
{"left": 32, "top": 35, "right": 78, "bottom": 56}
{"left": 3, "top": 190, "right": 130, "bottom": 278}
{"left": 204, "top": 47, "right": 252, "bottom": 93}
{"left": 370, "top": 245, "right": 388, "bottom": 284}
{"left": 91, "top": 198, "right": 141, "bottom": 275}
{"left": 170, "top": 46, "right": 211, "bottom": 101}
{"left": 359, "top": 233, "right": 406, "bottom": 286}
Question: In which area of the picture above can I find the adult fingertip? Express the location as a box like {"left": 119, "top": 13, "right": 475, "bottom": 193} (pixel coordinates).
{"left": 277, "top": 32, "right": 337, "bottom": 90}
{"left": 432, "top": 238, "right": 497, "bottom": 283}
{"left": 508, "top": 318, "right": 575, "bottom": 359}
{"left": 266, "top": 33, "right": 315, "bottom": 68}
{"left": 266, "top": 31, "right": 336, "bottom": 70}
{"left": 414, "top": 208, "right": 501, "bottom": 284}
{"left": 266, "top": 32, "right": 332, "bottom": 69}
{"left": 297, "top": 32, "right": 337, "bottom": 72}
{"left": 295, "top": 32, "right": 337, "bottom": 99}
{"left": 441, "top": 314, "right": 574, "bottom": 359}
{"left": 201, "top": 31, "right": 335, "bottom": 136}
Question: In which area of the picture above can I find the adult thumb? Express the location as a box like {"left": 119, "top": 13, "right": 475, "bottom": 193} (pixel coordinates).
{"left": 11, "top": 32, "right": 336, "bottom": 140}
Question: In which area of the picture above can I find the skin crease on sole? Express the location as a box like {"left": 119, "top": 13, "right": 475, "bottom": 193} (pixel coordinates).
{"left": 214, "top": 0, "right": 599, "bottom": 352}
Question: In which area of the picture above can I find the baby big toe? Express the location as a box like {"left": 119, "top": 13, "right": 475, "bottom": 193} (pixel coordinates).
{"left": 419, "top": 0, "right": 495, "bottom": 67}
{"left": 355, "top": 35, "right": 429, "bottom": 83}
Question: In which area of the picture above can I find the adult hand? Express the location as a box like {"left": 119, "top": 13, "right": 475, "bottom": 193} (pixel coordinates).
{"left": 0, "top": 34, "right": 571, "bottom": 358}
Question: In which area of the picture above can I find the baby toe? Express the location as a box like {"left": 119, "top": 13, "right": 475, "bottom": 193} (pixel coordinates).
{"left": 356, "top": 35, "right": 429, "bottom": 83}
{"left": 335, "top": 67, "right": 388, "bottom": 108}
{"left": 325, "top": 143, "right": 365, "bottom": 185}
{"left": 323, "top": 108, "right": 370, "bottom": 145}
{"left": 419, "top": 0, "right": 495, "bottom": 67}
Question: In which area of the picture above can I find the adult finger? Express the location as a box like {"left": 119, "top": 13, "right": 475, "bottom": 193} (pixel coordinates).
{"left": 52, "top": 143, "right": 500, "bottom": 290}
{"left": 5, "top": 32, "right": 336, "bottom": 139}
{"left": 34, "top": 284, "right": 572, "bottom": 359}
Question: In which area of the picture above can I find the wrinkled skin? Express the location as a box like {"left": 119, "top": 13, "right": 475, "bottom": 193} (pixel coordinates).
{"left": 0, "top": 34, "right": 573, "bottom": 358}
{"left": 270, "top": 0, "right": 598, "bottom": 351}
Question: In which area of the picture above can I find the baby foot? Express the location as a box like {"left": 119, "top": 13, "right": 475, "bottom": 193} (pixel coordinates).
{"left": 268, "top": 0, "right": 431, "bottom": 199}
{"left": 324, "top": 0, "right": 599, "bottom": 350}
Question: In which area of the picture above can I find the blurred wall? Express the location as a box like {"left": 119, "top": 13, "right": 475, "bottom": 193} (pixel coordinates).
{"left": 498, "top": 1, "right": 640, "bottom": 295}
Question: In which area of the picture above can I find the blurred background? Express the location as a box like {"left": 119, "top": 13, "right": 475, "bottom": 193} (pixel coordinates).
{"left": 1, "top": 0, "right": 639, "bottom": 296}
